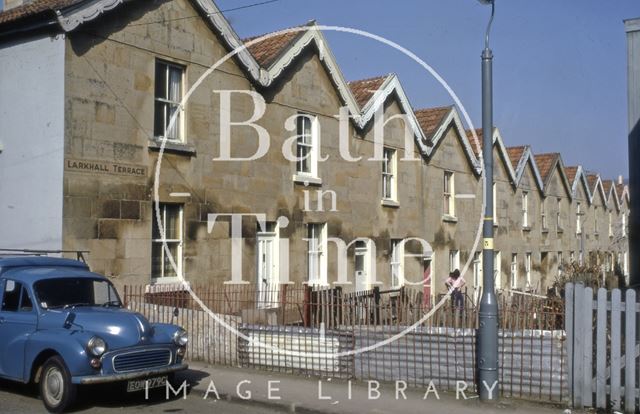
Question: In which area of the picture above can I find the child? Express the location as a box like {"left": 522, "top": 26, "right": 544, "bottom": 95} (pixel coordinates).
{"left": 445, "top": 269, "right": 465, "bottom": 308}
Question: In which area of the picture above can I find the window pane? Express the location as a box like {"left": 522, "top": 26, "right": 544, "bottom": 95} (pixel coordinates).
{"left": 2, "top": 281, "right": 21, "bottom": 312}
{"left": 297, "top": 144, "right": 310, "bottom": 173}
{"left": 20, "top": 287, "right": 33, "bottom": 311}
{"left": 151, "top": 243, "right": 163, "bottom": 277}
{"left": 163, "top": 243, "right": 179, "bottom": 277}
{"left": 154, "top": 101, "right": 167, "bottom": 137}
{"left": 164, "top": 204, "right": 181, "bottom": 240}
{"left": 303, "top": 116, "right": 312, "bottom": 142}
{"left": 168, "top": 66, "right": 182, "bottom": 102}
{"left": 167, "top": 104, "right": 180, "bottom": 140}
{"left": 155, "top": 62, "right": 167, "bottom": 100}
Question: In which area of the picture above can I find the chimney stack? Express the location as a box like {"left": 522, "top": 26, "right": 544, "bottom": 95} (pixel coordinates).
{"left": 619, "top": 175, "right": 624, "bottom": 185}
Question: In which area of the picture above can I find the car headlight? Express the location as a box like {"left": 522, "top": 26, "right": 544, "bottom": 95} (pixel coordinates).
{"left": 87, "top": 336, "right": 107, "bottom": 357}
{"left": 173, "top": 329, "right": 188, "bottom": 347}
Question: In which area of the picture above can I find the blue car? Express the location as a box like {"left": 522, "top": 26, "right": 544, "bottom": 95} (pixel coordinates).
{"left": 0, "top": 256, "right": 188, "bottom": 413}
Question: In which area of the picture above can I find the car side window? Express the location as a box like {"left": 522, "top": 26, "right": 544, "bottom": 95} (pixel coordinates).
{"left": 20, "top": 286, "right": 33, "bottom": 312}
{"left": 2, "top": 280, "right": 21, "bottom": 312}
{"left": 1, "top": 280, "right": 33, "bottom": 312}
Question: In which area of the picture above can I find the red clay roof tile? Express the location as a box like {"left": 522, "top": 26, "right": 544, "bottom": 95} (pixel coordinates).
{"left": 347, "top": 75, "right": 389, "bottom": 108}
{"left": 0, "top": 0, "right": 80, "bottom": 25}
{"left": 565, "top": 167, "right": 579, "bottom": 184}
{"left": 533, "top": 153, "right": 558, "bottom": 182}
{"left": 506, "top": 146, "right": 527, "bottom": 170}
{"left": 413, "top": 106, "right": 451, "bottom": 138}
{"left": 586, "top": 174, "right": 599, "bottom": 194}
{"left": 243, "top": 25, "right": 309, "bottom": 68}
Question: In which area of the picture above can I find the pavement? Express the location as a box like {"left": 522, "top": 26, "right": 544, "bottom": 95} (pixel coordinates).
{"left": 178, "top": 362, "right": 573, "bottom": 414}
{"left": 0, "top": 362, "right": 575, "bottom": 413}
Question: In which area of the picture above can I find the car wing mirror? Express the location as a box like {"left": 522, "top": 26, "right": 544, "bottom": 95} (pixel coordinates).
{"left": 63, "top": 312, "right": 76, "bottom": 329}
{"left": 173, "top": 307, "right": 179, "bottom": 318}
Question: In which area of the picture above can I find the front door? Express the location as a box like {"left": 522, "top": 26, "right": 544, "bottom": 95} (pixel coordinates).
{"left": 257, "top": 225, "right": 279, "bottom": 308}
{"left": 0, "top": 279, "right": 37, "bottom": 381}
{"left": 354, "top": 241, "right": 369, "bottom": 292}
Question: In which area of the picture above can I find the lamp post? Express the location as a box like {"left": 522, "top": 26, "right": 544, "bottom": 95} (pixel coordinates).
{"left": 477, "top": 0, "right": 499, "bottom": 401}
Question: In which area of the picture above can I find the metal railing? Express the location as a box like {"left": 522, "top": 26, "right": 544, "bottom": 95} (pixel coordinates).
{"left": 123, "top": 282, "right": 567, "bottom": 401}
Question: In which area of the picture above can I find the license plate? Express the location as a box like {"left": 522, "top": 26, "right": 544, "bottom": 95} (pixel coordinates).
{"left": 127, "top": 376, "right": 167, "bottom": 392}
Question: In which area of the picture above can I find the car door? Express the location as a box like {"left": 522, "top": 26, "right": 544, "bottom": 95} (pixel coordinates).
{"left": 0, "top": 279, "right": 37, "bottom": 381}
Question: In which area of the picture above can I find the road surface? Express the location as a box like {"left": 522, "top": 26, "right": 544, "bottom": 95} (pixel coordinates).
{"left": 0, "top": 377, "right": 283, "bottom": 414}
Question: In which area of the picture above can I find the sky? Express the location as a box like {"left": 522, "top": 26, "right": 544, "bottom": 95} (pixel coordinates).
{"left": 216, "top": 0, "right": 639, "bottom": 180}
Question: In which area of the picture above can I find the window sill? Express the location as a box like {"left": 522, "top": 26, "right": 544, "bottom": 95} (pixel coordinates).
{"left": 293, "top": 174, "right": 322, "bottom": 186}
{"left": 442, "top": 214, "right": 458, "bottom": 223}
{"left": 557, "top": 228, "right": 564, "bottom": 234}
{"left": 381, "top": 199, "right": 400, "bottom": 208}
{"left": 522, "top": 226, "right": 532, "bottom": 232}
{"left": 149, "top": 139, "right": 196, "bottom": 156}
{"left": 148, "top": 277, "right": 186, "bottom": 288}
{"left": 541, "top": 228, "right": 549, "bottom": 234}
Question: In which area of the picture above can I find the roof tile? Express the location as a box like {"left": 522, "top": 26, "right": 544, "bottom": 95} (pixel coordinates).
{"left": 586, "top": 173, "right": 599, "bottom": 194}
{"left": 602, "top": 180, "right": 613, "bottom": 197}
{"left": 347, "top": 75, "right": 389, "bottom": 108}
{"left": 533, "top": 153, "right": 558, "bottom": 182}
{"left": 0, "top": 0, "right": 79, "bottom": 25}
{"left": 243, "top": 25, "right": 308, "bottom": 68}
{"left": 506, "top": 146, "right": 527, "bottom": 170}
{"left": 565, "top": 167, "right": 579, "bottom": 184}
{"left": 413, "top": 106, "right": 451, "bottom": 139}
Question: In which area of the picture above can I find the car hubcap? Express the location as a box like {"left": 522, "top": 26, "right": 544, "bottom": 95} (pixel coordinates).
{"left": 44, "top": 367, "right": 64, "bottom": 406}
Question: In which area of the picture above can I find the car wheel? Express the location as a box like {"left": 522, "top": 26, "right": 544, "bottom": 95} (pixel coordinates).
{"left": 39, "top": 355, "right": 77, "bottom": 413}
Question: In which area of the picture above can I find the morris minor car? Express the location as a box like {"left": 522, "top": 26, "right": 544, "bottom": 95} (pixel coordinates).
{"left": 0, "top": 256, "right": 188, "bottom": 412}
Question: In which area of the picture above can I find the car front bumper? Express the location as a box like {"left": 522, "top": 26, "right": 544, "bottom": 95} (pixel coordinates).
{"left": 72, "top": 363, "right": 188, "bottom": 385}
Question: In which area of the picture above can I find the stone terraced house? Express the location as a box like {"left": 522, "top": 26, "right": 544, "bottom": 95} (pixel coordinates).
{"left": 0, "top": 0, "right": 630, "bottom": 300}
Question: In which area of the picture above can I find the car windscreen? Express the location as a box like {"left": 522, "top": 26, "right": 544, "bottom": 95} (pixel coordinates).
{"left": 33, "top": 278, "right": 122, "bottom": 309}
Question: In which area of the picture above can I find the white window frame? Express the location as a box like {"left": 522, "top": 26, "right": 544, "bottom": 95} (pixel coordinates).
{"left": 154, "top": 60, "right": 185, "bottom": 142}
{"left": 609, "top": 212, "right": 613, "bottom": 237}
{"left": 444, "top": 171, "right": 455, "bottom": 218}
{"left": 382, "top": 147, "right": 398, "bottom": 202}
{"left": 294, "top": 113, "right": 320, "bottom": 180}
{"left": 556, "top": 198, "right": 562, "bottom": 230}
{"left": 510, "top": 253, "right": 518, "bottom": 289}
{"left": 570, "top": 251, "right": 575, "bottom": 263}
{"left": 594, "top": 206, "right": 599, "bottom": 235}
{"left": 576, "top": 202, "right": 582, "bottom": 235}
{"left": 390, "top": 239, "right": 404, "bottom": 288}
{"left": 541, "top": 197, "right": 547, "bottom": 230}
{"left": 525, "top": 252, "right": 532, "bottom": 288}
{"left": 493, "top": 182, "right": 498, "bottom": 225}
{"left": 151, "top": 203, "right": 184, "bottom": 282}
{"left": 473, "top": 252, "right": 482, "bottom": 290}
{"left": 449, "top": 249, "right": 460, "bottom": 273}
{"left": 624, "top": 252, "right": 629, "bottom": 277}
{"left": 494, "top": 251, "right": 502, "bottom": 289}
{"left": 622, "top": 213, "right": 627, "bottom": 237}
{"left": 558, "top": 251, "right": 563, "bottom": 277}
{"left": 522, "top": 191, "right": 529, "bottom": 228}
{"left": 306, "top": 223, "right": 327, "bottom": 286}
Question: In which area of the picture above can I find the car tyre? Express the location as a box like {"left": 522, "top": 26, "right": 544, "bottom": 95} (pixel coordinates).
{"left": 39, "top": 355, "right": 77, "bottom": 413}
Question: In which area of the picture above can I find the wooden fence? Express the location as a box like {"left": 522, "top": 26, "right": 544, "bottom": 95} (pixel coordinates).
{"left": 566, "top": 282, "right": 638, "bottom": 412}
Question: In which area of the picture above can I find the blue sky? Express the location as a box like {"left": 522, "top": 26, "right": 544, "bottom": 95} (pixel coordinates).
{"left": 217, "top": 0, "right": 639, "bottom": 179}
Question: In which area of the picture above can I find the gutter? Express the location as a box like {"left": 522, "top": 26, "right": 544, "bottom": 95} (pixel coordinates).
{"left": 0, "top": 12, "right": 61, "bottom": 41}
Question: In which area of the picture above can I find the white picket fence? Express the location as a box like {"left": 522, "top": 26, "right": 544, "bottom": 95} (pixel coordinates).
{"left": 566, "top": 283, "right": 639, "bottom": 412}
